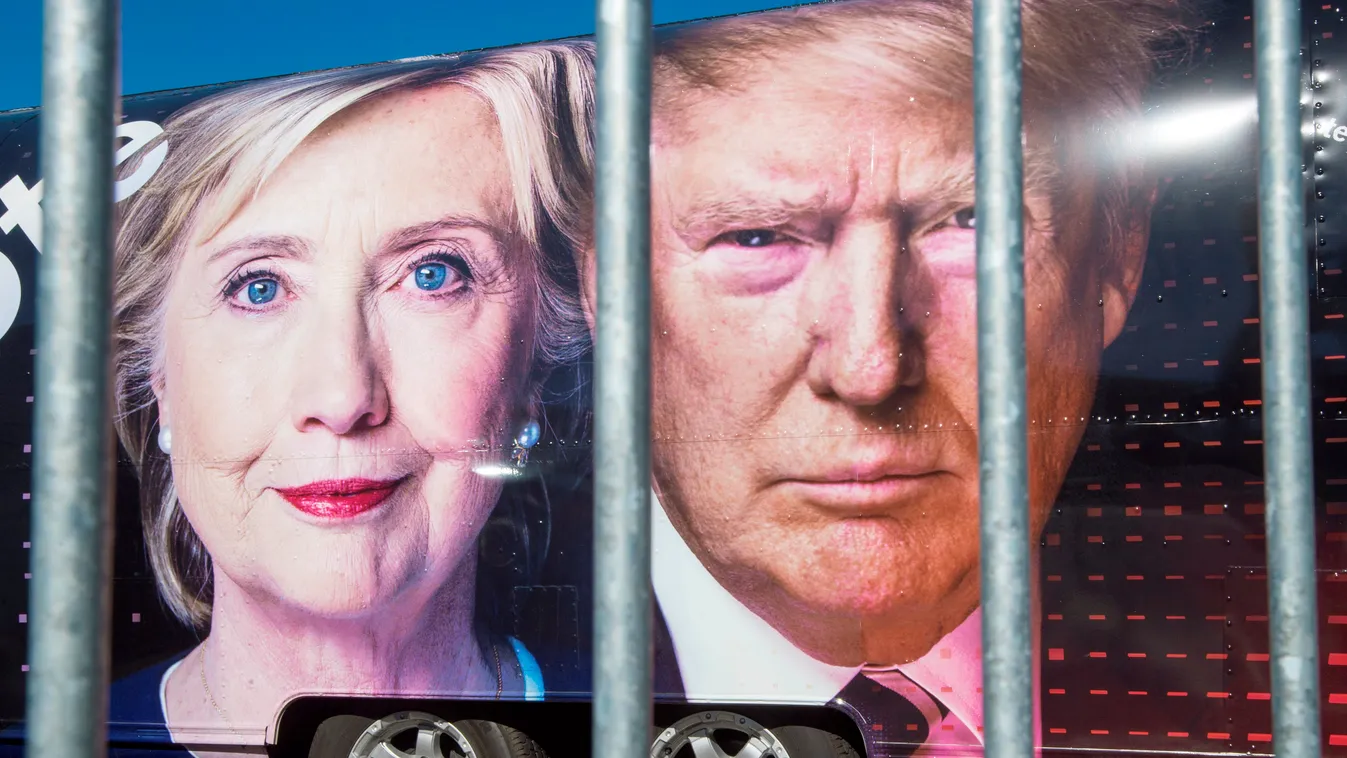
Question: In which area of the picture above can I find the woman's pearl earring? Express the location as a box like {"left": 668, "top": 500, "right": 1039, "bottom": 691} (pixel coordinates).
{"left": 510, "top": 419, "right": 540, "bottom": 468}
{"left": 157, "top": 425, "right": 172, "bottom": 455}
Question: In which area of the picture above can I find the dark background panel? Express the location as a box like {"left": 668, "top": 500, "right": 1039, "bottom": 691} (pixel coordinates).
{"left": 1040, "top": 0, "right": 1347, "bottom": 753}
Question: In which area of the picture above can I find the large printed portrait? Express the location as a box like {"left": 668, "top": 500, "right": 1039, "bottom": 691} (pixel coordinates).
{"left": 594, "top": 0, "right": 1173, "bottom": 749}
{"left": 1, "top": 0, "right": 1346, "bottom": 756}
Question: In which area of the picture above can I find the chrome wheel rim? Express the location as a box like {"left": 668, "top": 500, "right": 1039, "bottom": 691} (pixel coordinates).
{"left": 349, "top": 711, "right": 477, "bottom": 758}
{"left": 650, "top": 711, "right": 792, "bottom": 758}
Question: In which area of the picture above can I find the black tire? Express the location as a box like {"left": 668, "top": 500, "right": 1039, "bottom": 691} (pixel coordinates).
{"left": 455, "top": 719, "right": 549, "bottom": 758}
{"left": 769, "top": 725, "right": 861, "bottom": 758}
{"left": 308, "top": 714, "right": 377, "bottom": 758}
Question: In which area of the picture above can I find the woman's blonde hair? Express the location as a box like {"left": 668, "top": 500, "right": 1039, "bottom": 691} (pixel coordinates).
{"left": 113, "top": 43, "right": 596, "bottom": 628}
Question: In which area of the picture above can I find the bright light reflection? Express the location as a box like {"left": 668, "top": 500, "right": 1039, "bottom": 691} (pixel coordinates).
{"left": 472, "top": 463, "right": 523, "bottom": 478}
{"left": 1133, "top": 97, "right": 1258, "bottom": 155}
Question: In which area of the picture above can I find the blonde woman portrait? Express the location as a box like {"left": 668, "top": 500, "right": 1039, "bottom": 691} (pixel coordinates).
{"left": 103, "top": 44, "right": 595, "bottom": 752}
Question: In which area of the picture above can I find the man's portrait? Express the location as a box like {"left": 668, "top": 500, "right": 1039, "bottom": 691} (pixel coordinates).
{"left": 577, "top": 0, "right": 1195, "bottom": 750}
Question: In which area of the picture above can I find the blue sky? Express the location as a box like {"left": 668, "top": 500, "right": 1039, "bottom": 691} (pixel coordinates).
{"left": 0, "top": 0, "right": 796, "bottom": 112}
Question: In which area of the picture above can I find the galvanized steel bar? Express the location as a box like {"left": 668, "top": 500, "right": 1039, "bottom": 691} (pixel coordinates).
{"left": 973, "top": 0, "right": 1034, "bottom": 756}
{"left": 591, "top": 0, "right": 652, "bottom": 753}
{"left": 1255, "top": 0, "right": 1322, "bottom": 753}
{"left": 26, "top": 0, "right": 120, "bottom": 756}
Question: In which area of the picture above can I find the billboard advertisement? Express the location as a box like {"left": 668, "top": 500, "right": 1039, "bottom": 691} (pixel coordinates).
{"left": 0, "top": 0, "right": 1345, "bottom": 755}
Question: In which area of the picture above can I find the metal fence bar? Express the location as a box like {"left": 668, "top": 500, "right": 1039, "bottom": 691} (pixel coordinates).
{"left": 973, "top": 0, "right": 1034, "bottom": 756}
{"left": 1255, "top": 0, "right": 1323, "bottom": 753}
{"left": 591, "top": 0, "right": 652, "bottom": 754}
{"left": 25, "top": 0, "right": 119, "bottom": 756}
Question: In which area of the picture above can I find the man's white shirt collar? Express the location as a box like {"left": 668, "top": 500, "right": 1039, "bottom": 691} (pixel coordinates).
{"left": 650, "top": 492, "right": 986, "bottom": 744}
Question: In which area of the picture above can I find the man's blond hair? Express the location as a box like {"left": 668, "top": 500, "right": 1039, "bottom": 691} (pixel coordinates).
{"left": 652, "top": 0, "right": 1195, "bottom": 275}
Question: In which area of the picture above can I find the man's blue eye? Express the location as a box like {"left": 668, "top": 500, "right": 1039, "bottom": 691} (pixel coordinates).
{"left": 246, "top": 280, "right": 278, "bottom": 305}
{"left": 414, "top": 263, "right": 450, "bottom": 291}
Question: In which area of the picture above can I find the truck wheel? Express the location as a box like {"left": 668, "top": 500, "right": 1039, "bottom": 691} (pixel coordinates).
{"left": 650, "top": 711, "right": 788, "bottom": 758}
{"left": 313, "top": 711, "right": 548, "bottom": 758}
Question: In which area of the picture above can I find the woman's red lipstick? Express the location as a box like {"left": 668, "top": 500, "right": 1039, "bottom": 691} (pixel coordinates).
{"left": 276, "top": 478, "right": 401, "bottom": 519}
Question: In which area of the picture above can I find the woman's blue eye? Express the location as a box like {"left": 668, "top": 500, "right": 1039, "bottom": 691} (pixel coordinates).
{"left": 246, "top": 279, "right": 278, "bottom": 305}
{"left": 414, "top": 262, "right": 450, "bottom": 291}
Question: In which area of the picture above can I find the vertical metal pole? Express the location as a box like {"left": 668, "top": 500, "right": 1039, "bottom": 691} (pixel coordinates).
{"left": 592, "top": 0, "right": 652, "bottom": 753}
{"left": 26, "top": 0, "right": 119, "bottom": 756}
{"left": 1255, "top": 0, "right": 1322, "bottom": 753}
{"left": 974, "top": 0, "right": 1034, "bottom": 756}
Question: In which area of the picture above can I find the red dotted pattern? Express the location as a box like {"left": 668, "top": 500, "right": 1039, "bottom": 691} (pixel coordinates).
{"left": 1035, "top": 3, "right": 1347, "bottom": 753}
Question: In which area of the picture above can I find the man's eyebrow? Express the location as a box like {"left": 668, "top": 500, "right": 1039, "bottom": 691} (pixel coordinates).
{"left": 672, "top": 153, "right": 1062, "bottom": 239}
{"left": 378, "top": 214, "right": 510, "bottom": 253}
{"left": 205, "top": 234, "right": 312, "bottom": 265}
{"left": 672, "top": 191, "right": 831, "bottom": 238}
